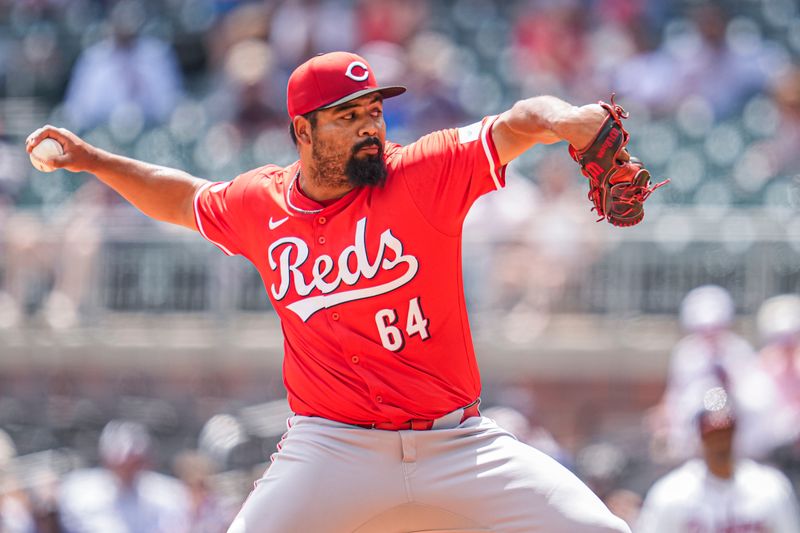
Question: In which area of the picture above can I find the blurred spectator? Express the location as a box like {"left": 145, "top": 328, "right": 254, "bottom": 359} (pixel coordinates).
{"left": 0, "top": 486, "right": 36, "bottom": 533}
{"left": 356, "top": 0, "right": 428, "bottom": 47}
{"left": 651, "top": 285, "right": 782, "bottom": 461}
{"left": 0, "top": 123, "right": 28, "bottom": 212}
{"left": 637, "top": 391, "right": 800, "bottom": 532}
{"left": 511, "top": 0, "right": 590, "bottom": 98}
{"left": 671, "top": 2, "right": 772, "bottom": 122}
{"left": 0, "top": 181, "right": 107, "bottom": 329}
{"left": 0, "top": 429, "right": 15, "bottom": 471}
{"left": 400, "top": 33, "right": 469, "bottom": 138}
{"left": 518, "top": 150, "right": 602, "bottom": 305}
{"left": 0, "top": 429, "right": 58, "bottom": 533}
{"left": 751, "top": 66, "right": 800, "bottom": 179}
{"left": 602, "top": 488, "right": 641, "bottom": 531}
{"left": 756, "top": 294, "right": 800, "bottom": 445}
{"left": 172, "top": 450, "right": 236, "bottom": 533}
{"left": 462, "top": 165, "right": 538, "bottom": 329}
{"left": 269, "top": 0, "right": 358, "bottom": 70}
{"left": 610, "top": 22, "right": 682, "bottom": 116}
{"left": 469, "top": 151, "right": 602, "bottom": 342}
{"left": 613, "top": 2, "right": 776, "bottom": 121}
{"left": 0, "top": 120, "right": 31, "bottom": 328}
{"left": 0, "top": 429, "right": 31, "bottom": 533}
{"left": 63, "top": 0, "right": 183, "bottom": 132}
{"left": 482, "top": 405, "right": 567, "bottom": 466}
{"left": 58, "top": 420, "right": 190, "bottom": 533}
{"left": 676, "top": 2, "right": 772, "bottom": 121}
{"left": 203, "top": 3, "right": 285, "bottom": 137}
{"left": 210, "top": 38, "right": 285, "bottom": 137}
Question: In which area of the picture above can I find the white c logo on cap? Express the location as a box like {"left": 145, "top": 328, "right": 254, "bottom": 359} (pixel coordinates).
{"left": 345, "top": 61, "right": 370, "bottom": 82}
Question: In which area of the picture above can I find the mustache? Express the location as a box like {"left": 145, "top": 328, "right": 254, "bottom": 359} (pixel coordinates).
{"left": 352, "top": 137, "right": 382, "bottom": 155}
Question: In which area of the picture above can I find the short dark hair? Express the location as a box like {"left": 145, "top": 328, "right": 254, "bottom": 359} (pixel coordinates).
{"left": 289, "top": 111, "right": 318, "bottom": 146}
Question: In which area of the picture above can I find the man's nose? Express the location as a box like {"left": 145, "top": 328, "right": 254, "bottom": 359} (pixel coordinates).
{"left": 359, "top": 117, "right": 379, "bottom": 137}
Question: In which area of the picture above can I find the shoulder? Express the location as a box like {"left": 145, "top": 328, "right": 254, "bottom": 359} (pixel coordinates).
{"left": 383, "top": 141, "right": 403, "bottom": 167}
{"left": 237, "top": 163, "right": 290, "bottom": 182}
{"left": 385, "top": 127, "right": 464, "bottom": 170}
{"left": 738, "top": 459, "right": 793, "bottom": 489}
{"left": 648, "top": 460, "right": 704, "bottom": 502}
{"left": 228, "top": 163, "right": 294, "bottom": 193}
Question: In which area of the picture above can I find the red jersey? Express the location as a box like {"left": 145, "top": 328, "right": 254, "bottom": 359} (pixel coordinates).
{"left": 194, "top": 116, "right": 507, "bottom": 426}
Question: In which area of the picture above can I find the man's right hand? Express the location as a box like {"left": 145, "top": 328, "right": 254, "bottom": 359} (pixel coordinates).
{"left": 25, "top": 125, "right": 97, "bottom": 174}
{"left": 25, "top": 124, "right": 205, "bottom": 230}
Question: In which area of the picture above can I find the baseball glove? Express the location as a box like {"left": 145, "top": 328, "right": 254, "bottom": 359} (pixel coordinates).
{"left": 568, "top": 96, "right": 668, "bottom": 227}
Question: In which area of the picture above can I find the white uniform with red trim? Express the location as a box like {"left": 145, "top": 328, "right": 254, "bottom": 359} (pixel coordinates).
{"left": 637, "top": 459, "right": 800, "bottom": 533}
{"left": 194, "top": 118, "right": 629, "bottom": 532}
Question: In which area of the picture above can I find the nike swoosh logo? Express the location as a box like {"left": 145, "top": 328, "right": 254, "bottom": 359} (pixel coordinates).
{"left": 269, "top": 216, "right": 289, "bottom": 230}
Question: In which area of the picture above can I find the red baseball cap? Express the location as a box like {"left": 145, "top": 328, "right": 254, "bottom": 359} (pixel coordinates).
{"left": 287, "top": 51, "right": 406, "bottom": 118}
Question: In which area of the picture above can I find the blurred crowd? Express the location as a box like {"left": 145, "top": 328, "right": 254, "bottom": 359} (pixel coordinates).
{"left": 2, "top": 0, "right": 800, "bottom": 531}
{"left": 3, "top": 285, "right": 800, "bottom": 531}
{"left": 2, "top": 0, "right": 800, "bottom": 328}
{"left": 2, "top": 0, "right": 800, "bottom": 207}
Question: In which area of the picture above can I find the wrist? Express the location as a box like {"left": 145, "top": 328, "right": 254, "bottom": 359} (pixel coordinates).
{"left": 559, "top": 104, "right": 607, "bottom": 151}
{"left": 550, "top": 105, "right": 582, "bottom": 144}
{"left": 82, "top": 145, "right": 106, "bottom": 174}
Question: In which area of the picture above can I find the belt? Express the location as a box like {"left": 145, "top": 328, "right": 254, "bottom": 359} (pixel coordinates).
{"left": 362, "top": 399, "right": 481, "bottom": 431}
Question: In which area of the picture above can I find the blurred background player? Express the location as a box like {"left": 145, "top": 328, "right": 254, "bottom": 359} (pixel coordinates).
{"left": 757, "top": 294, "right": 800, "bottom": 430}
{"left": 650, "top": 285, "right": 781, "bottom": 461}
{"left": 171, "top": 449, "right": 237, "bottom": 533}
{"left": 757, "top": 294, "right": 800, "bottom": 493}
{"left": 58, "top": 420, "right": 189, "bottom": 533}
{"left": 637, "top": 388, "right": 800, "bottom": 533}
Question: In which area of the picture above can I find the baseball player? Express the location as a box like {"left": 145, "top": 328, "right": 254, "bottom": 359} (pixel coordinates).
{"left": 637, "top": 391, "right": 800, "bottom": 533}
{"left": 658, "top": 286, "right": 783, "bottom": 461}
{"left": 26, "top": 51, "right": 650, "bottom": 532}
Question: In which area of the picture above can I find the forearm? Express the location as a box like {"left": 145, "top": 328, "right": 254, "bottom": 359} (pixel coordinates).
{"left": 504, "top": 96, "right": 581, "bottom": 144}
{"left": 492, "top": 96, "right": 607, "bottom": 165}
{"left": 26, "top": 125, "right": 206, "bottom": 230}
{"left": 86, "top": 148, "right": 205, "bottom": 228}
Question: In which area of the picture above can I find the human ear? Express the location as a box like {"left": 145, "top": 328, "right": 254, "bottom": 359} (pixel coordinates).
{"left": 294, "top": 117, "right": 312, "bottom": 144}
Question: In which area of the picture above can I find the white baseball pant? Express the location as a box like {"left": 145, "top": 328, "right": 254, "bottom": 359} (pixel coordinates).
{"left": 227, "top": 415, "right": 631, "bottom": 533}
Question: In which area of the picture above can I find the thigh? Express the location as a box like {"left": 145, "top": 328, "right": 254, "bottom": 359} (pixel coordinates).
{"left": 227, "top": 417, "right": 406, "bottom": 533}
{"left": 414, "top": 418, "right": 631, "bottom": 533}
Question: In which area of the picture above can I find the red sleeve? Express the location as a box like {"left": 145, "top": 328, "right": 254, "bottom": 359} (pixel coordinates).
{"left": 397, "top": 115, "right": 507, "bottom": 235}
{"left": 193, "top": 167, "right": 267, "bottom": 258}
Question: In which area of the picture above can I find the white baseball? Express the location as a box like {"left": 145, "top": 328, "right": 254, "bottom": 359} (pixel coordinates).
{"left": 30, "top": 138, "right": 64, "bottom": 173}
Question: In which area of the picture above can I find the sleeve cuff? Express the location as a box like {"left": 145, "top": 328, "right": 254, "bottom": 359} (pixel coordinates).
{"left": 480, "top": 115, "right": 507, "bottom": 190}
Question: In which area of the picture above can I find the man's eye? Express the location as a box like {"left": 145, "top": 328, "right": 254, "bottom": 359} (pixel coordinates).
{"left": 342, "top": 113, "right": 354, "bottom": 120}
{"left": 372, "top": 109, "right": 383, "bottom": 117}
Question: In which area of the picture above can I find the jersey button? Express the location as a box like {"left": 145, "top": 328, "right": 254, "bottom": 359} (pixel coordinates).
{"left": 351, "top": 355, "right": 359, "bottom": 364}
{"left": 318, "top": 236, "right": 326, "bottom": 244}
{"left": 331, "top": 312, "right": 340, "bottom": 321}
{"left": 375, "top": 395, "right": 383, "bottom": 403}
{"left": 318, "top": 216, "right": 327, "bottom": 224}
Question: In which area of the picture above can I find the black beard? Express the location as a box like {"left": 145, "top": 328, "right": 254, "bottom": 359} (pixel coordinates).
{"left": 345, "top": 137, "right": 387, "bottom": 187}
{"left": 310, "top": 136, "right": 387, "bottom": 189}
